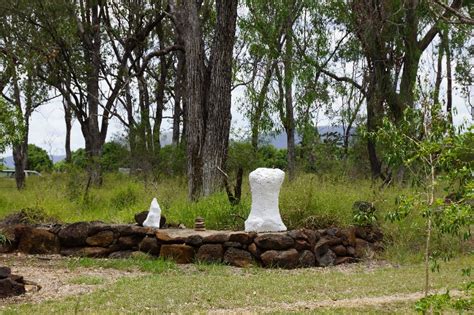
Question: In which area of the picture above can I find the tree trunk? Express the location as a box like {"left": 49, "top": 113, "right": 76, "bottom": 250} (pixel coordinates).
{"left": 82, "top": 2, "right": 103, "bottom": 186}
{"left": 63, "top": 99, "right": 72, "bottom": 163}
{"left": 173, "top": 50, "right": 185, "bottom": 146}
{"left": 174, "top": 0, "right": 238, "bottom": 200}
{"left": 283, "top": 2, "right": 296, "bottom": 181}
{"left": 176, "top": 0, "right": 206, "bottom": 200}
{"left": 444, "top": 30, "right": 453, "bottom": 129}
{"left": 201, "top": 0, "right": 238, "bottom": 196}
{"left": 433, "top": 37, "right": 444, "bottom": 105}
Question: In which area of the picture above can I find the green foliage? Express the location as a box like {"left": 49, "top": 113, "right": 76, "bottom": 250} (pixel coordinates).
{"left": 100, "top": 141, "right": 129, "bottom": 172}
{"left": 27, "top": 144, "right": 53, "bottom": 172}
{"left": 71, "top": 149, "right": 88, "bottom": 169}
{"left": 157, "top": 145, "right": 186, "bottom": 176}
{"left": 352, "top": 201, "right": 377, "bottom": 226}
{"left": 110, "top": 184, "right": 139, "bottom": 210}
{"left": 0, "top": 97, "right": 25, "bottom": 153}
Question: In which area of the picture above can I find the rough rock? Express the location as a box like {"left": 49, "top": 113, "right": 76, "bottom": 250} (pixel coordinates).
{"left": 294, "top": 239, "right": 312, "bottom": 251}
{"left": 229, "top": 232, "right": 256, "bottom": 245}
{"left": 260, "top": 249, "right": 299, "bottom": 269}
{"left": 354, "top": 238, "right": 373, "bottom": 258}
{"left": 86, "top": 230, "right": 115, "bottom": 247}
{"left": 223, "top": 241, "right": 243, "bottom": 249}
{"left": 331, "top": 245, "right": 348, "bottom": 257}
{"left": 339, "top": 227, "right": 356, "bottom": 246}
{"left": 196, "top": 244, "right": 224, "bottom": 263}
{"left": 139, "top": 236, "right": 161, "bottom": 255}
{"left": 0, "top": 267, "right": 11, "bottom": 279}
{"left": 299, "top": 250, "right": 316, "bottom": 267}
{"left": 355, "top": 226, "right": 383, "bottom": 243}
{"left": 160, "top": 244, "right": 194, "bottom": 264}
{"left": 0, "top": 277, "right": 25, "bottom": 298}
{"left": 113, "top": 225, "right": 155, "bottom": 236}
{"left": 143, "top": 198, "right": 162, "bottom": 228}
{"left": 346, "top": 246, "right": 356, "bottom": 256}
{"left": 317, "top": 249, "right": 336, "bottom": 267}
{"left": 117, "top": 235, "right": 143, "bottom": 249}
{"left": 17, "top": 227, "right": 60, "bottom": 254}
{"left": 245, "top": 168, "right": 287, "bottom": 232}
{"left": 156, "top": 231, "right": 186, "bottom": 244}
{"left": 203, "top": 233, "right": 230, "bottom": 244}
{"left": 0, "top": 226, "right": 18, "bottom": 253}
{"left": 223, "top": 248, "right": 253, "bottom": 267}
{"left": 58, "top": 222, "right": 94, "bottom": 247}
{"left": 254, "top": 234, "right": 294, "bottom": 250}
{"left": 247, "top": 243, "right": 261, "bottom": 258}
{"left": 185, "top": 235, "right": 203, "bottom": 247}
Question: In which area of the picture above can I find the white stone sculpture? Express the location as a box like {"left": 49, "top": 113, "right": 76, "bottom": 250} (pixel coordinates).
{"left": 143, "top": 198, "right": 162, "bottom": 228}
{"left": 245, "top": 168, "right": 287, "bottom": 232}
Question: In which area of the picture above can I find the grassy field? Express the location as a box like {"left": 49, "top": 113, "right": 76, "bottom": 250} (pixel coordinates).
{"left": 0, "top": 172, "right": 471, "bottom": 313}
{"left": 0, "top": 255, "right": 472, "bottom": 314}
{"left": 0, "top": 172, "right": 467, "bottom": 263}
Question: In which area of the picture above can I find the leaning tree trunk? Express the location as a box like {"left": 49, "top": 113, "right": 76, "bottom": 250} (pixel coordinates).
{"left": 202, "top": 0, "right": 238, "bottom": 196}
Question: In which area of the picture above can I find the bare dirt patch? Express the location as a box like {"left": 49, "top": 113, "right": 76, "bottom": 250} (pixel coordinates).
{"left": 0, "top": 254, "right": 145, "bottom": 307}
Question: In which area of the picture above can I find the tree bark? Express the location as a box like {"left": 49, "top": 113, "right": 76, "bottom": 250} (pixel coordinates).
{"left": 202, "top": 0, "right": 238, "bottom": 196}
{"left": 283, "top": 2, "right": 296, "bottom": 181}
{"left": 173, "top": 0, "right": 238, "bottom": 200}
{"left": 444, "top": 30, "right": 453, "bottom": 129}
{"left": 63, "top": 98, "right": 72, "bottom": 163}
{"left": 172, "top": 50, "right": 185, "bottom": 146}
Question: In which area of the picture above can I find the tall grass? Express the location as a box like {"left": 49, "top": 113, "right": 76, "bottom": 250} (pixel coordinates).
{"left": 0, "top": 172, "right": 463, "bottom": 263}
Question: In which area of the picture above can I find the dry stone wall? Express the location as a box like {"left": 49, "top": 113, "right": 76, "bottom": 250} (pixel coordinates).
{"left": 0, "top": 222, "right": 383, "bottom": 269}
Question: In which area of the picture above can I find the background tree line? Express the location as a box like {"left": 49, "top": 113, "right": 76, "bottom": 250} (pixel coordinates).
{"left": 0, "top": 0, "right": 472, "bottom": 200}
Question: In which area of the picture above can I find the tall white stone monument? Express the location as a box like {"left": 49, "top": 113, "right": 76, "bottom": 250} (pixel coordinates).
{"left": 143, "top": 198, "right": 162, "bottom": 228}
{"left": 245, "top": 168, "right": 287, "bottom": 232}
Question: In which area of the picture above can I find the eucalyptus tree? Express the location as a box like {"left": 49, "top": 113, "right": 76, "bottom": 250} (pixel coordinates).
{"left": 170, "top": 0, "right": 239, "bottom": 200}
{"left": 0, "top": 5, "right": 53, "bottom": 189}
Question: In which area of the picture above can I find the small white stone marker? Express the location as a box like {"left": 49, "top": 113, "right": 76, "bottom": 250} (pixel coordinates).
{"left": 143, "top": 198, "right": 162, "bottom": 228}
{"left": 245, "top": 168, "right": 287, "bottom": 232}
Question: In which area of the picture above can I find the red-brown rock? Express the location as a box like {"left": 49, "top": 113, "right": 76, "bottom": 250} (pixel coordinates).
{"left": 58, "top": 222, "right": 94, "bottom": 247}
{"left": 160, "top": 244, "right": 194, "bottom": 264}
{"left": 139, "top": 236, "right": 161, "bottom": 255}
{"left": 331, "top": 245, "right": 348, "bottom": 257}
{"left": 228, "top": 232, "right": 256, "bottom": 245}
{"left": 260, "top": 249, "right": 299, "bottom": 269}
{"left": 254, "top": 234, "right": 294, "bottom": 250}
{"left": 247, "top": 243, "right": 261, "bottom": 258}
{"left": 86, "top": 230, "right": 115, "bottom": 247}
{"left": 18, "top": 227, "right": 60, "bottom": 254}
{"left": 0, "top": 277, "right": 25, "bottom": 298}
{"left": 196, "top": 244, "right": 224, "bottom": 263}
{"left": 203, "top": 233, "right": 230, "bottom": 244}
{"left": 223, "top": 248, "right": 253, "bottom": 267}
{"left": 299, "top": 250, "right": 316, "bottom": 267}
{"left": 117, "top": 235, "right": 143, "bottom": 249}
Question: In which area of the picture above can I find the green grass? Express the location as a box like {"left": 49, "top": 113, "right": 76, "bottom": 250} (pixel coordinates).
{"left": 2, "top": 255, "right": 472, "bottom": 314}
{"left": 67, "top": 275, "right": 105, "bottom": 286}
{"left": 65, "top": 256, "right": 177, "bottom": 274}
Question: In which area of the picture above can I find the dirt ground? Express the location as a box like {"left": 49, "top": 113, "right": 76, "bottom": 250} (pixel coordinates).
{"left": 0, "top": 253, "right": 145, "bottom": 308}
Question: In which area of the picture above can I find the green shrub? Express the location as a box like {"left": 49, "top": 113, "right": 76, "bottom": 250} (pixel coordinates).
{"left": 27, "top": 144, "right": 53, "bottom": 172}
